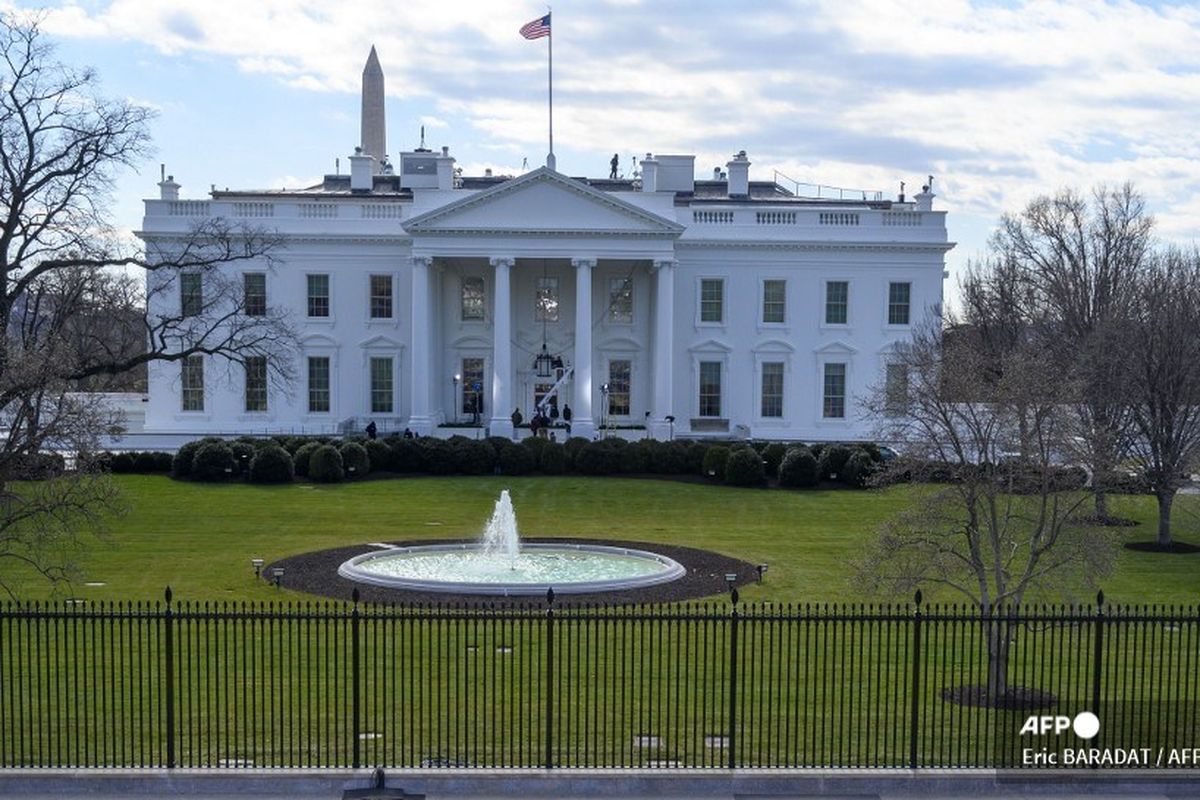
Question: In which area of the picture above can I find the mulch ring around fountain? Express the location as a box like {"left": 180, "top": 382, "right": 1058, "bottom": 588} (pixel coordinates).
{"left": 265, "top": 538, "right": 757, "bottom": 605}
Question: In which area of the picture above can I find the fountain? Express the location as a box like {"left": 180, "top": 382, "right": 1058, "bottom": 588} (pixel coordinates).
{"left": 337, "top": 490, "right": 686, "bottom": 595}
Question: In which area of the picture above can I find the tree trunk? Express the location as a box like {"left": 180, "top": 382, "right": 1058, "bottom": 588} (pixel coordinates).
{"left": 986, "top": 619, "right": 1010, "bottom": 704}
{"left": 1156, "top": 490, "right": 1174, "bottom": 547}
{"left": 1093, "top": 488, "right": 1109, "bottom": 521}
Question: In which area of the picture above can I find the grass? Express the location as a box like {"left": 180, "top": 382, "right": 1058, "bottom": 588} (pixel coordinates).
{"left": 13, "top": 474, "right": 1198, "bottom": 604}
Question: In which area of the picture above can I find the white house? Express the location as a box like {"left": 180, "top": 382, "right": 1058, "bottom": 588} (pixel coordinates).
{"left": 138, "top": 49, "right": 953, "bottom": 442}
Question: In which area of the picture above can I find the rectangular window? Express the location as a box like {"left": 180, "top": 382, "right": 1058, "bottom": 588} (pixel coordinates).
{"left": 608, "top": 278, "right": 633, "bottom": 323}
{"left": 700, "top": 279, "right": 724, "bottom": 323}
{"left": 244, "top": 356, "right": 268, "bottom": 413}
{"left": 461, "top": 357, "right": 485, "bottom": 415}
{"left": 608, "top": 359, "right": 631, "bottom": 416}
{"left": 535, "top": 276, "right": 560, "bottom": 322}
{"left": 762, "top": 279, "right": 786, "bottom": 324}
{"left": 243, "top": 273, "right": 266, "bottom": 317}
{"left": 823, "top": 362, "right": 846, "bottom": 419}
{"left": 370, "top": 357, "right": 393, "bottom": 414}
{"left": 885, "top": 362, "right": 909, "bottom": 416}
{"left": 369, "top": 274, "right": 393, "bottom": 319}
{"left": 307, "top": 274, "right": 330, "bottom": 318}
{"left": 180, "top": 273, "right": 202, "bottom": 317}
{"left": 888, "top": 282, "right": 911, "bottom": 325}
{"left": 825, "top": 281, "right": 848, "bottom": 325}
{"left": 761, "top": 362, "right": 784, "bottom": 418}
{"left": 699, "top": 361, "right": 722, "bottom": 417}
{"left": 307, "top": 356, "right": 330, "bottom": 414}
{"left": 461, "top": 276, "right": 485, "bottom": 321}
{"left": 181, "top": 355, "right": 204, "bottom": 412}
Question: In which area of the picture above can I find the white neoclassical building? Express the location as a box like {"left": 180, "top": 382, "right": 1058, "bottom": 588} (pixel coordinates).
{"left": 138, "top": 50, "right": 953, "bottom": 442}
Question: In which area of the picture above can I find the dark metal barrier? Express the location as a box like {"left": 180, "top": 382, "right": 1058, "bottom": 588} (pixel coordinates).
{"left": 0, "top": 589, "right": 1195, "bottom": 769}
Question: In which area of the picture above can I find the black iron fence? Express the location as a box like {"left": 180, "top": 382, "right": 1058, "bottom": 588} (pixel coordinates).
{"left": 0, "top": 590, "right": 1196, "bottom": 769}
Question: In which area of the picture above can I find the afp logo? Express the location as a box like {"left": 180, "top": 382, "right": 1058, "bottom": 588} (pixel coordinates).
{"left": 1020, "top": 711, "right": 1100, "bottom": 739}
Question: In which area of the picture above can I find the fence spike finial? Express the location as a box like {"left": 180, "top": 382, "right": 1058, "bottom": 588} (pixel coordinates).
{"left": 546, "top": 586, "right": 555, "bottom": 606}
{"left": 914, "top": 589, "right": 923, "bottom": 606}
{"left": 1096, "top": 589, "right": 1104, "bottom": 608}
{"left": 352, "top": 587, "right": 360, "bottom": 605}
{"left": 164, "top": 586, "right": 173, "bottom": 604}
{"left": 730, "top": 587, "right": 739, "bottom": 606}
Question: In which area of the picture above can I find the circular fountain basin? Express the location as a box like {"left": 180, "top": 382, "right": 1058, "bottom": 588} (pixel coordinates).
{"left": 338, "top": 542, "right": 687, "bottom": 596}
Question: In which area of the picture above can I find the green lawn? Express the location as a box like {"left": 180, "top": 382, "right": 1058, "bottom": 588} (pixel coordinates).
{"left": 17, "top": 474, "right": 1197, "bottom": 605}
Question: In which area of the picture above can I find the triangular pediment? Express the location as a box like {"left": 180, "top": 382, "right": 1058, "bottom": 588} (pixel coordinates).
{"left": 403, "top": 168, "right": 683, "bottom": 237}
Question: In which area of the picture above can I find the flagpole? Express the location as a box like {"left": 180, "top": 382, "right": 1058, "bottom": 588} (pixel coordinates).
{"left": 547, "top": 8, "right": 555, "bottom": 170}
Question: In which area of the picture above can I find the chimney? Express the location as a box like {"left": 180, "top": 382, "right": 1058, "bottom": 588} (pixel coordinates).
{"left": 158, "top": 174, "right": 181, "bottom": 201}
{"left": 361, "top": 46, "right": 387, "bottom": 175}
{"left": 350, "top": 147, "right": 374, "bottom": 192}
{"left": 436, "top": 146, "right": 455, "bottom": 190}
{"left": 726, "top": 150, "right": 749, "bottom": 198}
{"left": 640, "top": 153, "right": 658, "bottom": 192}
{"left": 914, "top": 175, "right": 935, "bottom": 211}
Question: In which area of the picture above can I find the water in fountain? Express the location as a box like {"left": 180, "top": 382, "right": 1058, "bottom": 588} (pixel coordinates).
{"left": 480, "top": 489, "right": 520, "bottom": 566}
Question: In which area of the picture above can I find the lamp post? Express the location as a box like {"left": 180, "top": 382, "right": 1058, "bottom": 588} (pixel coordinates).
{"left": 452, "top": 373, "right": 460, "bottom": 424}
{"left": 600, "top": 383, "right": 610, "bottom": 439}
{"left": 665, "top": 415, "right": 675, "bottom": 441}
{"left": 251, "top": 558, "right": 264, "bottom": 578}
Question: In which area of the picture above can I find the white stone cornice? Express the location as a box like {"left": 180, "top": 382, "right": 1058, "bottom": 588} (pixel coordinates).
{"left": 489, "top": 256, "right": 516, "bottom": 268}
{"left": 676, "top": 239, "right": 956, "bottom": 254}
{"left": 412, "top": 227, "right": 680, "bottom": 239}
{"left": 136, "top": 232, "right": 414, "bottom": 247}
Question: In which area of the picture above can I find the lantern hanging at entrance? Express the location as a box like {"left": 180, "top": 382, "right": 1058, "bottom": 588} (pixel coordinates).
{"left": 534, "top": 342, "right": 554, "bottom": 378}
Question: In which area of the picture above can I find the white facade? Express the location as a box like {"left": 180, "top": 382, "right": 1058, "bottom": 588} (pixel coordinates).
{"left": 138, "top": 55, "right": 953, "bottom": 442}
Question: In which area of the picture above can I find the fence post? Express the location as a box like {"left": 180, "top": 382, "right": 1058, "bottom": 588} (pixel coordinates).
{"left": 1091, "top": 590, "right": 1104, "bottom": 731}
{"left": 351, "top": 588, "right": 361, "bottom": 770}
{"left": 164, "top": 587, "right": 176, "bottom": 769}
{"left": 544, "top": 587, "right": 555, "bottom": 770}
{"left": 727, "top": 587, "right": 739, "bottom": 770}
{"left": 908, "top": 590, "right": 922, "bottom": 770}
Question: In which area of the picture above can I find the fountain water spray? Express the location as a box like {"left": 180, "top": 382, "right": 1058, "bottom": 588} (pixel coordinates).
{"left": 480, "top": 489, "right": 520, "bottom": 566}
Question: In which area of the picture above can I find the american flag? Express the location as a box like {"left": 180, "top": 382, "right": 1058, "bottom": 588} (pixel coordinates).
{"left": 519, "top": 13, "right": 551, "bottom": 40}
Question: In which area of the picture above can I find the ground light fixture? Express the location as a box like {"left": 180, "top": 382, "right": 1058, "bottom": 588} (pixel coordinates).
{"left": 724, "top": 572, "right": 737, "bottom": 591}
{"left": 756, "top": 564, "right": 768, "bottom": 583}
{"left": 271, "top": 567, "right": 285, "bottom": 587}
{"left": 251, "top": 557, "right": 264, "bottom": 578}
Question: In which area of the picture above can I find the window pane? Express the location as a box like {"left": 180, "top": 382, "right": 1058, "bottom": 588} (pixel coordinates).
{"left": 181, "top": 355, "right": 204, "bottom": 412}
{"left": 461, "top": 358, "right": 485, "bottom": 415}
{"left": 888, "top": 282, "right": 911, "bottom": 325}
{"left": 699, "top": 361, "right": 722, "bottom": 417}
{"left": 244, "top": 356, "right": 268, "bottom": 412}
{"left": 761, "top": 361, "right": 784, "bottom": 417}
{"left": 180, "top": 273, "right": 202, "bottom": 317}
{"left": 307, "top": 274, "right": 330, "bottom": 318}
{"left": 243, "top": 273, "right": 266, "bottom": 317}
{"left": 370, "top": 357, "right": 393, "bottom": 414}
{"left": 823, "top": 362, "right": 846, "bottom": 419}
{"left": 608, "top": 359, "right": 631, "bottom": 416}
{"left": 461, "top": 277, "right": 485, "bottom": 321}
{"left": 535, "top": 276, "right": 559, "bottom": 322}
{"left": 308, "top": 356, "right": 330, "bottom": 413}
{"left": 825, "top": 281, "right": 848, "bottom": 325}
{"left": 369, "top": 274, "right": 393, "bottom": 319}
{"left": 885, "top": 363, "right": 908, "bottom": 416}
{"left": 608, "top": 278, "right": 633, "bottom": 323}
{"left": 762, "top": 280, "right": 786, "bottom": 324}
{"left": 700, "top": 279, "right": 723, "bottom": 323}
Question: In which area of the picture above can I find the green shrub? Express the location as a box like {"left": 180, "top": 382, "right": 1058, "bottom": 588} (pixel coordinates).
{"left": 725, "top": 447, "right": 766, "bottom": 487}
{"left": 498, "top": 443, "right": 535, "bottom": 475}
{"left": 364, "top": 440, "right": 392, "bottom": 473}
{"left": 250, "top": 446, "right": 294, "bottom": 483}
{"left": 230, "top": 442, "right": 256, "bottom": 474}
{"left": 778, "top": 446, "right": 819, "bottom": 488}
{"left": 110, "top": 452, "right": 136, "bottom": 473}
{"left": 389, "top": 438, "right": 426, "bottom": 473}
{"left": 761, "top": 443, "right": 788, "bottom": 476}
{"left": 293, "top": 442, "right": 322, "bottom": 478}
{"left": 702, "top": 445, "right": 730, "bottom": 480}
{"left": 339, "top": 442, "right": 370, "bottom": 478}
{"left": 308, "top": 445, "right": 344, "bottom": 483}
{"left": 454, "top": 440, "right": 496, "bottom": 475}
{"left": 617, "top": 439, "right": 647, "bottom": 473}
{"left": 131, "top": 451, "right": 158, "bottom": 473}
{"left": 522, "top": 436, "right": 551, "bottom": 460}
{"left": 172, "top": 441, "right": 202, "bottom": 477}
{"left": 282, "top": 437, "right": 310, "bottom": 455}
{"left": 817, "top": 444, "right": 853, "bottom": 481}
{"left": 573, "top": 440, "right": 620, "bottom": 475}
{"left": 192, "top": 442, "right": 236, "bottom": 482}
{"left": 856, "top": 441, "right": 884, "bottom": 463}
{"left": 808, "top": 442, "right": 825, "bottom": 461}
{"left": 841, "top": 449, "right": 876, "bottom": 488}
{"left": 419, "top": 438, "right": 456, "bottom": 475}
{"left": 538, "top": 444, "right": 567, "bottom": 474}
{"left": 562, "top": 436, "right": 589, "bottom": 469}
{"left": 11, "top": 453, "right": 64, "bottom": 479}
{"left": 639, "top": 440, "right": 666, "bottom": 473}
{"left": 486, "top": 436, "right": 515, "bottom": 456}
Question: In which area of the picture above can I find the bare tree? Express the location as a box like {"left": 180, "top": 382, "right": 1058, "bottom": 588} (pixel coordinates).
{"left": 860, "top": 315, "right": 1117, "bottom": 704}
{"left": 1126, "top": 248, "right": 1200, "bottom": 550}
{"left": 0, "top": 16, "right": 294, "bottom": 596}
{"left": 990, "top": 185, "right": 1152, "bottom": 521}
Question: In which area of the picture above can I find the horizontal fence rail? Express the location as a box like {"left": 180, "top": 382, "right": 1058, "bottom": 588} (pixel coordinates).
{"left": 0, "top": 592, "right": 1196, "bottom": 770}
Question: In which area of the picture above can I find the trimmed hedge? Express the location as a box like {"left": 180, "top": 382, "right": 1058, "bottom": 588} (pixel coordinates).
{"left": 389, "top": 438, "right": 426, "bottom": 473}
{"left": 498, "top": 444, "right": 535, "bottom": 475}
{"left": 309, "top": 445, "right": 344, "bottom": 483}
{"left": 110, "top": 452, "right": 136, "bottom": 473}
{"left": 702, "top": 445, "right": 730, "bottom": 480}
{"left": 779, "top": 446, "right": 819, "bottom": 488}
{"left": 725, "top": 447, "right": 766, "bottom": 487}
{"left": 192, "top": 442, "right": 236, "bottom": 482}
{"left": 293, "top": 442, "right": 322, "bottom": 478}
{"left": 339, "top": 442, "right": 370, "bottom": 478}
{"left": 761, "top": 443, "right": 788, "bottom": 476}
{"left": 841, "top": 449, "right": 876, "bottom": 488}
{"left": 454, "top": 440, "right": 496, "bottom": 475}
{"left": 250, "top": 446, "right": 294, "bottom": 483}
{"left": 419, "top": 438, "right": 456, "bottom": 475}
{"left": 364, "top": 440, "right": 392, "bottom": 473}
{"left": 818, "top": 444, "right": 853, "bottom": 481}
{"left": 538, "top": 443, "right": 567, "bottom": 474}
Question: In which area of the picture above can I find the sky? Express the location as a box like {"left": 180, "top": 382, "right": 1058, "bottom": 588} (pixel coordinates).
{"left": 5, "top": 0, "right": 1200, "bottom": 298}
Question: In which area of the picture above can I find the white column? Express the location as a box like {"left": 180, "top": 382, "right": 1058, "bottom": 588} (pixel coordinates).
{"left": 650, "top": 258, "right": 676, "bottom": 440}
{"left": 571, "top": 258, "right": 596, "bottom": 440}
{"left": 489, "top": 257, "right": 515, "bottom": 438}
{"left": 407, "top": 255, "right": 434, "bottom": 434}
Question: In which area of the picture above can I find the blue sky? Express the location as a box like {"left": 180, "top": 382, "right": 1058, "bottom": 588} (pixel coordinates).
{"left": 7, "top": 0, "right": 1200, "bottom": 298}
